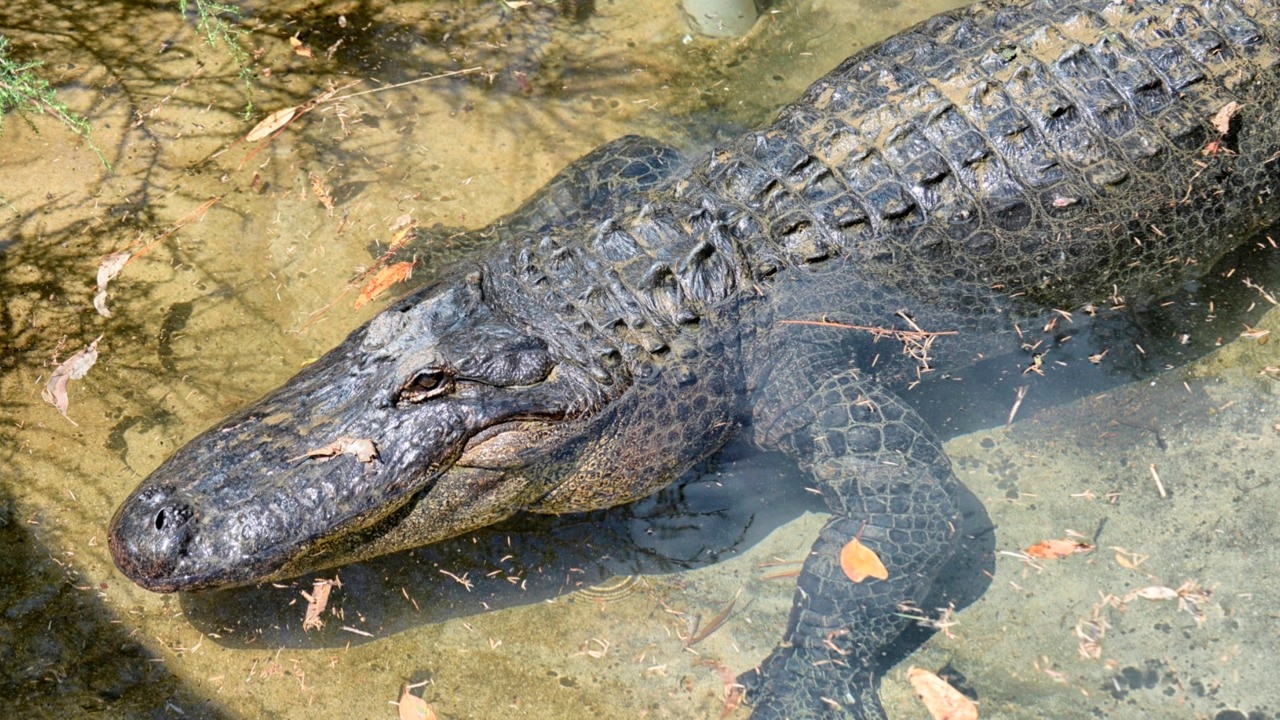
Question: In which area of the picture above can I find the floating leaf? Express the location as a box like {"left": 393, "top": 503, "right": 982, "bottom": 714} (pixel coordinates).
{"left": 839, "top": 537, "right": 888, "bottom": 582}
{"left": 355, "top": 261, "right": 415, "bottom": 309}
{"left": 245, "top": 106, "right": 298, "bottom": 142}
{"left": 397, "top": 685, "right": 436, "bottom": 720}
{"left": 908, "top": 666, "right": 979, "bottom": 720}
{"left": 1024, "top": 539, "right": 1091, "bottom": 559}
{"left": 41, "top": 335, "right": 104, "bottom": 422}
{"left": 1211, "top": 101, "right": 1242, "bottom": 135}
{"left": 290, "top": 437, "right": 379, "bottom": 464}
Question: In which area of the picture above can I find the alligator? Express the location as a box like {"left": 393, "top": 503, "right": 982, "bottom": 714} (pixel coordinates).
{"left": 109, "top": 1, "right": 1280, "bottom": 717}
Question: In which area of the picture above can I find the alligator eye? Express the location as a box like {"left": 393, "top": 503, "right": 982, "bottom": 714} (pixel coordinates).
{"left": 398, "top": 368, "right": 454, "bottom": 403}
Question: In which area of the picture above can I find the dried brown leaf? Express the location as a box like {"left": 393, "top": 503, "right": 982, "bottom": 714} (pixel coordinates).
{"left": 388, "top": 219, "right": 419, "bottom": 253}
{"left": 397, "top": 685, "right": 436, "bottom": 720}
{"left": 93, "top": 250, "right": 131, "bottom": 318}
{"left": 310, "top": 174, "right": 335, "bottom": 211}
{"left": 245, "top": 106, "right": 298, "bottom": 142}
{"left": 355, "top": 262, "right": 415, "bottom": 309}
{"left": 1212, "top": 101, "right": 1242, "bottom": 135}
{"left": 908, "top": 666, "right": 979, "bottom": 720}
{"left": 291, "top": 437, "right": 379, "bottom": 464}
{"left": 289, "top": 35, "right": 313, "bottom": 59}
{"left": 41, "top": 335, "right": 104, "bottom": 422}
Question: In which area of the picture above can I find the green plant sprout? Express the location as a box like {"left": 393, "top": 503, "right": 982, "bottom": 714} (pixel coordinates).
{"left": 180, "top": 0, "right": 256, "bottom": 118}
{"left": 0, "top": 35, "right": 109, "bottom": 170}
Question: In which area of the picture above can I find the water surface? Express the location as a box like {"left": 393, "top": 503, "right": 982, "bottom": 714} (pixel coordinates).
{"left": 1, "top": 1, "right": 1278, "bottom": 718}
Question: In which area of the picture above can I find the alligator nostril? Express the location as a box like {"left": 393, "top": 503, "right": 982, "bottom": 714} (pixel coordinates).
{"left": 153, "top": 504, "right": 192, "bottom": 532}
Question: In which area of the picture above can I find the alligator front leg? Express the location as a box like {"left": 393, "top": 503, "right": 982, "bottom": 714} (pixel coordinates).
{"left": 742, "top": 362, "right": 961, "bottom": 719}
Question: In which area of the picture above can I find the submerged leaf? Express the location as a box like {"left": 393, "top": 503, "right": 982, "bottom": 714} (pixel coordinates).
{"left": 908, "top": 666, "right": 979, "bottom": 720}
{"left": 93, "top": 250, "right": 131, "bottom": 318}
{"left": 839, "top": 538, "right": 889, "bottom": 582}
{"left": 1024, "top": 539, "right": 1091, "bottom": 560}
{"left": 1124, "top": 585, "right": 1179, "bottom": 602}
{"left": 245, "top": 106, "right": 298, "bottom": 142}
{"left": 41, "top": 335, "right": 104, "bottom": 422}
{"left": 397, "top": 685, "right": 437, "bottom": 720}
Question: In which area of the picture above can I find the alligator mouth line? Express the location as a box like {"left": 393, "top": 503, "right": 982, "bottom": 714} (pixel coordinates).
{"left": 455, "top": 419, "right": 557, "bottom": 469}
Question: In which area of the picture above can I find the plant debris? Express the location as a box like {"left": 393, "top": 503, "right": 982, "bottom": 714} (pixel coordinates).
{"left": 289, "top": 437, "right": 379, "bottom": 464}
{"left": 41, "top": 335, "right": 103, "bottom": 423}
{"left": 1211, "top": 100, "right": 1242, "bottom": 135}
{"left": 301, "top": 576, "right": 340, "bottom": 632}
{"left": 310, "top": 173, "right": 335, "bottom": 212}
{"left": 355, "top": 261, "right": 415, "bottom": 309}
{"left": 388, "top": 214, "right": 418, "bottom": 252}
{"left": 1024, "top": 539, "right": 1092, "bottom": 560}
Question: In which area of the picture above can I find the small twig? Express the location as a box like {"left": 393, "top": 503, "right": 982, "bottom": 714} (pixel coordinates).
{"left": 1242, "top": 277, "right": 1278, "bottom": 306}
{"left": 1006, "top": 385, "right": 1028, "bottom": 426}
{"left": 326, "top": 66, "right": 484, "bottom": 103}
{"left": 1148, "top": 464, "right": 1167, "bottom": 499}
{"left": 685, "top": 591, "right": 740, "bottom": 647}
{"left": 779, "top": 316, "right": 957, "bottom": 376}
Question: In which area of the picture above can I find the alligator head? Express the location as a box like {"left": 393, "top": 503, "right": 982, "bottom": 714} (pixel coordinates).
{"left": 109, "top": 267, "right": 601, "bottom": 592}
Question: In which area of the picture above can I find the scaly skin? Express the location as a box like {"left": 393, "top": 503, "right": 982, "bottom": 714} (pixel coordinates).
{"left": 110, "top": 1, "right": 1280, "bottom": 716}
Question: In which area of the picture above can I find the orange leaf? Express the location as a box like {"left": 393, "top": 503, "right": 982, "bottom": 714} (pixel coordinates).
{"left": 839, "top": 538, "right": 888, "bottom": 582}
{"left": 1025, "top": 539, "right": 1091, "bottom": 559}
{"left": 908, "top": 667, "right": 978, "bottom": 720}
{"left": 355, "top": 262, "right": 415, "bottom": 308}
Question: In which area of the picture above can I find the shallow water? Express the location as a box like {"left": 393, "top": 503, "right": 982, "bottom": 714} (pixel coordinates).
{"left": 1, "top": 1, "right": 1278, "bottom": 718}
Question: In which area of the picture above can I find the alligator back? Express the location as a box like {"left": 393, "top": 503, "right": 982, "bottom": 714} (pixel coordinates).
{"left": 682, "top": 0, "right": 1280, "bottom": 316}
{"left": 496, "top": 0, "right": 1280, "bottom": 397}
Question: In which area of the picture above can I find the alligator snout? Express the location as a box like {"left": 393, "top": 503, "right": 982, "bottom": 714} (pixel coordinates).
{"left": 108, "top": 484, "right": 195, "bottom": 591}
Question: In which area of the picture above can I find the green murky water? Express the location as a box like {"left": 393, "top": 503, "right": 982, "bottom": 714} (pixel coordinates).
{"left": 1, "top": 1, "right": 1278, "bottom": 718}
